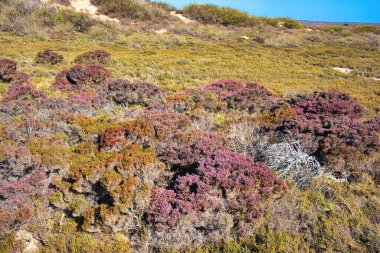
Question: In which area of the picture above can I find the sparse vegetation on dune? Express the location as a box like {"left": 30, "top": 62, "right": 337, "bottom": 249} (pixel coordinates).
{"left": 0, "top": 0, "right": 379, "bottom": 252}
{"left": 1, "top": 29, "right": 378, "bottom": 112}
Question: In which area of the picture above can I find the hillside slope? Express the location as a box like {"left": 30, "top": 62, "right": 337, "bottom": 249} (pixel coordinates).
{"left": 0, "top": 1, "right": 379, "bottom": 252}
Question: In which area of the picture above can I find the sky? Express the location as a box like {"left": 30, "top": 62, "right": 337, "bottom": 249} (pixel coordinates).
{"left": 162, "top": 0, "right": 380, "bottom": 23}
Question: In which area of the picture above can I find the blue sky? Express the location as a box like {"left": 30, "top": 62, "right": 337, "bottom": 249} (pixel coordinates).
{"left": 162, "top": 0, "right": 380, "bottom": 23}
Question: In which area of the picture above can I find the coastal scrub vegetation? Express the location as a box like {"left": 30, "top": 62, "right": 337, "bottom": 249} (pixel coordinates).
{"left": 0, "top": 0, "right": 379, "bottom": 252}
{"left": 0, "top": 52, "right": 378, "bottom": 252}
{"left": 183, "top": 4, "right": 290, "bottom": 27}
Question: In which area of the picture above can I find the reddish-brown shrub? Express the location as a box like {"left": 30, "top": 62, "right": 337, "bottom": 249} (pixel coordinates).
{"left": 186, "top": 89, "right": 228, "bottom": 112}
{"left": 124, "top": 118, "right": 155, "bottom": 146}
{"left": 108, "top": 79, "right": 165, "bottom": 106}
{"left": 143, "top": 110, "right": 192, "bottom": 141}
{"left": 100, "top": 125, "right": 127, "bottom": 151}
{"left": 171, "top": 81, "right": 275, "bottom": 113}
{"left": 74, "top": 50, "right": 111, "bottom": 64}
{"left": 99, "top": 119, "right": 156, "bottom": 151}
{"left": 0, "top": 203, "right": 34, "bottom": 238}
{"left": 66, "top": 65, "right": 110, "bottom": 86}
{"left": 51, "top": 64, "right": 111, "bottom": 93}
{"left": 0, "top": 58, "right": 17, "bottom": 82}
{"left": 35, "top": 49, "right": 64, "bottom": 65}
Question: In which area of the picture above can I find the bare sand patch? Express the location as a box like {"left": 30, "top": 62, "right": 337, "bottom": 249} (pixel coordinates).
{"left": 366, "top": 77, "right": 380, "bottom": 81}
{"left": 70, "top": 0, "right": 119, "bottom": 23}
{"left": 332, "top": 67, "right": 353, "bottom": 74}
{"left": 170, "top": 11, "right": 193, "bottom": 24}
{"left": 154, "top": 29, "right": 168, "bottom": 34}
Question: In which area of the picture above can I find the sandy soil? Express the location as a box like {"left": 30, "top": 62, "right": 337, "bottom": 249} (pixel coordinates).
{"left": 366, "top": 77, "right": 380, "bottom": 81}
{"left": 70, "top": 0, "right": 119, "bottom": 23}
{"left": 332, "top": 67, "right": 353, "bottom": 74}
{"left": 16, "top": 230, "right": 40, "bottom": 253}
{"left": 331, "top": 67, "right": 379, "bottom": 81}
{"left": 170, "top": 11, "right": 193, "bottom": 24}
{"left": 154, "top": 29, "right": 168, "bottom": 34}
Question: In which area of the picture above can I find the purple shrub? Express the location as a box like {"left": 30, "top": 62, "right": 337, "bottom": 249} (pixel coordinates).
{"left": 202, "top": 80, "right": 245, "bottom": 99}
{"left": 52, "top": 64, "right": 111, "bottom": 93}
{"left": 173, "top": 174, "right": 212, "bottom": 213}
{"left": 108, "top": 79, "right": 165, "bottom": 106}
{"left": 2, "top": 82, "right": 45, "bottom": 102}
{"left": 11, "top": 71, "right": 31, "bottom": 84}
{"left": 147, "top": 187, "right": 180, "bottom": 231}
{"left": 367, "top": 115, "right": 380, "bottom": 132}
{"left": 158, "top": 130, "right": 225, "bottom": 168}
{"left": 0, "top": 167, "right": 47, "bottom": 238}
{"left": 148, "top": 149, "right": 286, "bottom": 231}
{"left": 290, "top": 90, "right": 364, "bottom": 118}
{"left": 52, "top": 69, "right": 71, "bottom": 90}
{"left": 0, "top": 82, "right": 47, "bottom": 116}
{"left": 0, "top": 167, "right": 47, "bottom": 201}
{"left": 275, "top": 90, "right": 379, "bottom": 162}
{"left": 226, "top": 82, "right": 276, "bottom": 113}
{"left": 0, "top": 58, "right": 17, "bottom": 82}
{"left": 0, "top": 143, "right": 48, "bottom": 238}
{"left": 66, "top": 93, "right": 99, "bottom": 113}
{"left": 196, "top": 150, "right": 286, "bottom": 208}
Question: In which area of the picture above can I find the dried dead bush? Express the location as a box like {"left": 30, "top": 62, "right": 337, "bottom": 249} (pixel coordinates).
{"left": 263, "top": 141, "right": 323, "bottom": 186}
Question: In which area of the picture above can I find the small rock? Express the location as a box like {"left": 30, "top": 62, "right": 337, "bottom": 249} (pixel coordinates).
{"left": 155, "top": 29, "right": 167, "bottom": 34}
{"left": 16, "top": 230, "right": 40, "bottom": 253}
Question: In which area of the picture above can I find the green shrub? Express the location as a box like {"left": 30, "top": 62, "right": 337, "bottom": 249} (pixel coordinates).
{"left": 322, "top": 25, "right": 344, "bottom": 32}
{"left": 53, "top": 9, "right": 94, "bottom": 32}
{"left": 264, "top": 33, "right": 301, "bottom": 48}
{"left": 147, "top": 0, "right": 176, "bottom": 11}
{"left": 283, "top": 19, "right": 303, "bottom": 29}
{"left": 183, "top": 4, "right": 288, "bottom": 27}
{"left": 41, "top": 231, "right": 130, "bottom": 253}
{"left": 91, "top": 0, "right": 152, "bottom": 20}
{"left": 0, "top": 233, "right": 20, "bottom": 253}
{"left": 352, "top": 25, "right": 380, "bottom": 35}
{"left": 183, "top": 4, "right": 254, "bottom": 26}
